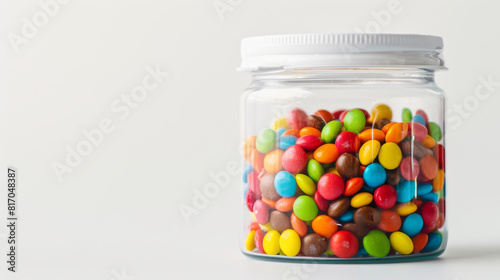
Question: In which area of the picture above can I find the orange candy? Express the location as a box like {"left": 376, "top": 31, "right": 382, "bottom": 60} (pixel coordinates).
{"left": 343, "top": 177, "right": 364, "bottom": 196}
{"left": 263, "top": 150, "right": 283, "bottom": 174}
{"left": 261, "top": 196, "right": 277, "bottom": 209}
{"left": 377, "top": 210, "right": 402, "bottom": 232}
{"left": 250, "top": 149, "right": 265, "bottom": 173}
{"left": 433, "top": 169, "right": 445, "bottom": 192}
{"left": 282, "top": 129, "right": 300, "bottom": 138}
{"left": 436, "top": 213, "right": 445, "bottom": 229}
{"left": 382, "top": 122, "right": 396, "bottom": 134}
{"left": 385, "top": 122, "right": 408, "bottom": 144}
{"left": 249, "top": 222, "right": 260, "bottom": 231}
{"left": 411, "top": 233, "right": 429, "bottom": 253}
{"left": 311, "top": 215, "right": 338, "bottom": 238}
{"left": 313, "top": 144, "right": 340, "bottom": 164}
{"left": 421, "top": 134, "right": 436, "bottom": 148}
{"left": 275, "top": 197, "right": 296, "bottom": 212}
{"left": 243, "top": 136, "right": 257, "bottom": 162}
{"left": 358, "top": 129, "right": 386, "bottom": 144}
{"left": 300, "top": 127, "right": 322, "bottom": 138}
{"left": 291, "top": 213, "right": 308, "bottom": 237}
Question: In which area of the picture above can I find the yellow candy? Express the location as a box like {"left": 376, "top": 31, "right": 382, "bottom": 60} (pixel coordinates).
{"left": 251, "top": 213, "right": 257, "bottom": 222}
{"left": 260, "top": 222, "right": 274, "bottom": 232}
{"left": 272, "top": 117, "right": 290, "bottom": 130}
{"left": 378, "top": 142, "right": 402, "bottom": 170}
{"left": 263, "top": 230, "right": 281, "bottom": 255}
{"left": 368, "top": 104, "right": 392, "bottom": 124}
{"left": 245, "top": 230, "right": 256, "bottom": 251}
{"left": 326, "top": 167, "right": 339, "bottom": 175}
{"left": 395, "top": 202, "right": 417, "bottom": 216}
{"left": 358, "top": 140, "right": 381, "bottom": 165}
{"left": 389, "top": 231, "right": 414, "bottom": 255}
{"left": 350, "top": 192, "right": 373, "bottom": 208}
{"left": 279, "top": 229, "right": 301, "bottom": 256}
{"left": 296, "top": 174, "right": 316, "bottom": 196}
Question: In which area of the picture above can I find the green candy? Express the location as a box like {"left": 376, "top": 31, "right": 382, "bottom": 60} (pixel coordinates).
{"left": 343, "top": 109, "right": 366, "bottom": 133}
{"left": 428, "top": 122, "right": 442, "bottom": 142}
{"left": 307, "top": 159, "right": 324, "bottom": 182}
{"left": 255, "top": 128, "right": 276, "bottom": 153}
{"left": 402, "top": 108, "right": 412, "bottom": 122}
{"left": 363, "top": 230, "right": 390, "bottom": 257}
{"left": 321, "top": 120, "right": 342, "bottom": 143}
{"left": 293, "top": 195, "right": 318, "bottom": 222}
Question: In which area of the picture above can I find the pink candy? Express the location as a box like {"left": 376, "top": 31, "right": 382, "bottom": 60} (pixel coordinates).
{"left": 287, "top": 108, "right": 308, "bottom": 130}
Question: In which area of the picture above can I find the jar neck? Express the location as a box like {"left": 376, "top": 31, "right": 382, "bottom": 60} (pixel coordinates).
{"left": 250, "top": 68, "right": 436, "bottom": 85}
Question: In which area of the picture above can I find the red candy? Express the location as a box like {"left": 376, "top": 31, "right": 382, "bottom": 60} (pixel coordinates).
{"left": 314, "top": 191, "right": 330, "bottom": 212}
{"left": 330, "top": 230, "right": 359, "bottom": 258}
{"left": 317, "top": 173, "right": 345, "bottom": 200}
{"left": 400, "top": 157, "right": 420, "bottom": 181}
{"left": 434, "top": 144, "right": 445, "bottom": 169}
{"left": 314, "top": 110, "right": 334, "bottom": 123}
{"left": 287, "top": 108, "right": 308, "bottom": 130}
{"left": 282, "top": 145, "right": 307, "bottom": 173}
{"left": 254, "top": 229, "right": 265, "bottom": 253}
{"left": 296, "top": 135, "right": 324, "bottom": 151}
{"left": 331, "top": 109, "right": 345, "bottom": 120}
{"left": 373, "top": 184, "right": 397, "bottom": 209}
{"left": 246, "top": 189, "right": 258, "bottom": 212}
{"left": 335, "top": 131, "right": 361, "bottom": 154}
{"left": 421, "top": 201, "right": 439, "bottom": 226}
{"left": 415, "top": 109, "right": 429, "bottom": 125}
{"left": 248, "top": 171, "right": 261, "bottom": 196}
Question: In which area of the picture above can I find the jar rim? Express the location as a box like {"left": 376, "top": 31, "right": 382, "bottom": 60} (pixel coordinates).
{"left": 239, "top": 33, "right": 445, "bottom": 71}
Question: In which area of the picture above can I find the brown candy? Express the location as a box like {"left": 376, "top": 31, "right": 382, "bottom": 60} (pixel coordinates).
{"left": 399, "top": 139, "right": 433, "bottom": 160}
{"left": 386, "top": 168, "right": 401, "bottom": 186}
{"left": 375, "top": 118, "right": 391, "bottom": 130}
{"left": 327, "top": 197, "right": 350, "bottom": 218}
{"left": 260, "top": 173, "right": 281, "bottom": 201}
{"left": 307, "top": 115, "right": 326, "bottom": 131}
{"left": 302, "top": 233, "right": 327, "bottom": 257}
{"left": 342, "top": 223, "right": 369, "bottom": 240}
{"left": 354, "top": 206, "right": 381, "bottom": 228}
{"left": 269, "top": 211, "right": 292, "bottom": 233}
{"left": 336, "top": 153, "right": 360, "bottom": 180}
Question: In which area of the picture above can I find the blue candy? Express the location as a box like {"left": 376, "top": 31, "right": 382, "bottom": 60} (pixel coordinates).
{"left": 401, "top": 213, "right": 424, "bottom": 237}
{"left": 422, "top": 233, "right": 442, "bottom": 252}
{"left": 357, "top": 246, "right": 369, "bottom": 255}
{"left": 363, "top": 163, "right": 387, "bottom": 188}
{"left": 417, "top": 183, "right": 433, "bottom": 196}
{"left": 242, "top": 164, "right": 254, "bottom": 183}
{"left": 279, "top": 135, "right": 298, "bottom": 150}
{"left": 276, "top": 127, "right": 287, "bottom": 137}
{"left": 396, "top": 180, "right": 416, "bottom": 203}
{"left": 412, "top": 115, "right": 426, "bottom": 126}
{"left": 421, "top": 192, "right": 439, "bottom": 204}
{"left": 339, "top": 210, "right": 354, "bottom": 223}
{"left": 274, "top": 171, "right": 297, "bottom": 197}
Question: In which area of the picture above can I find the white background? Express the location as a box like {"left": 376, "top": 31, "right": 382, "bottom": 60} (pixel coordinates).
{"left": 1, "top": 0, "right": 500, "bottom": 279}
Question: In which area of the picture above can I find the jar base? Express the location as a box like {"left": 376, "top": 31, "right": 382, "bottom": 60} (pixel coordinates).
{"left": 242, "top": 248, "right": 445, "bottom": 264}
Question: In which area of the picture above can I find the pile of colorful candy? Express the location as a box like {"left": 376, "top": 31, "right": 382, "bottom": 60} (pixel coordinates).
{"left": 243, "top": 104, "right": 445, "bottom": 258}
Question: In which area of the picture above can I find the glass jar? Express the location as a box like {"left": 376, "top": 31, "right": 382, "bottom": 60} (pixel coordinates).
{"left": 239, "top": 34, "right": 446, "bottom": 262}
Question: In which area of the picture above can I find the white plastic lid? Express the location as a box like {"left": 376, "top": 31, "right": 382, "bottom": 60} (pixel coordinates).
{"left": 240, "top": 33, "right": 445, "bottom": 71}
